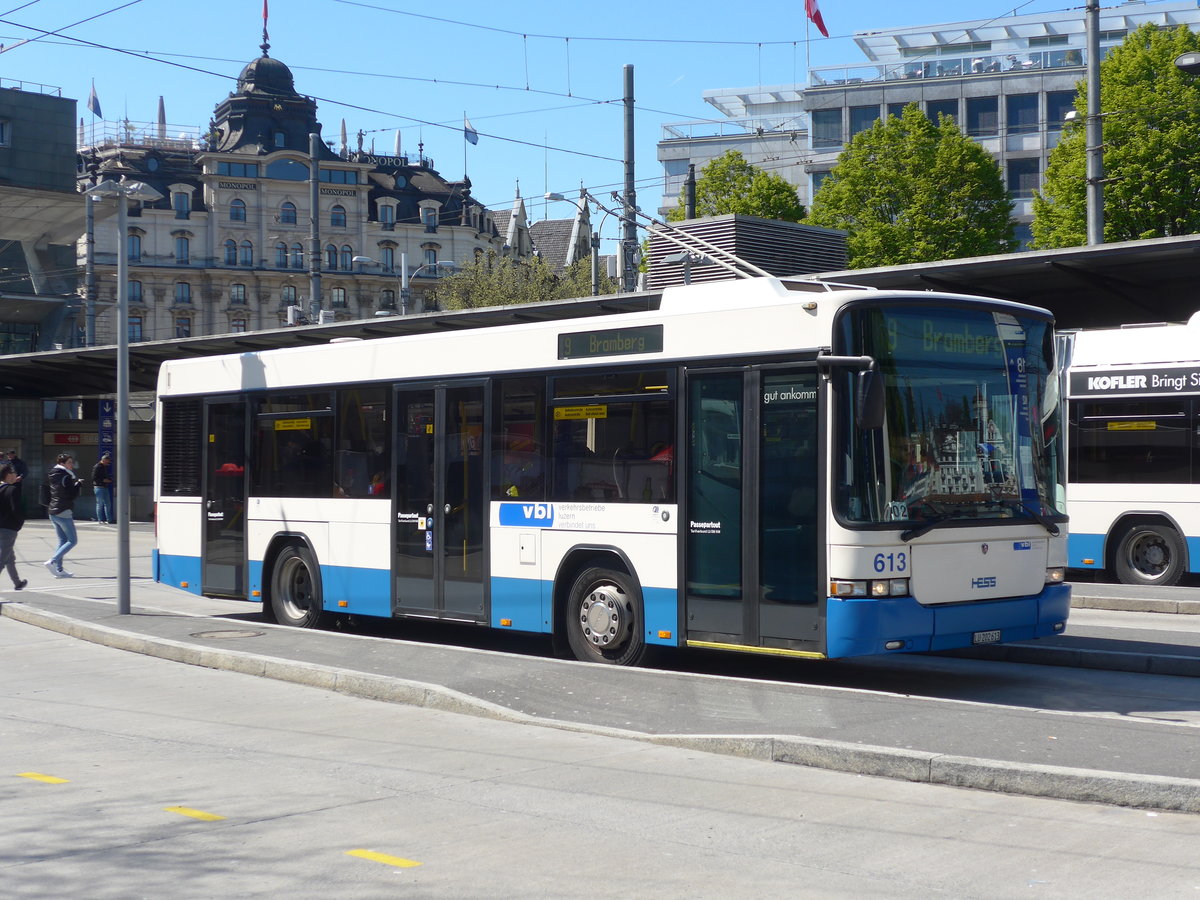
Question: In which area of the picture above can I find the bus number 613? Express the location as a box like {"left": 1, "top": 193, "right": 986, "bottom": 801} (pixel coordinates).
{"left": 874, "top": 551, "right": 907, "bottom": 574}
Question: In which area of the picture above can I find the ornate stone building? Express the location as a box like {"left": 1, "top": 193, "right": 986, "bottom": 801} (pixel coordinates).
{"left": 78, "top": 44, "right": 527, "bottom": 342}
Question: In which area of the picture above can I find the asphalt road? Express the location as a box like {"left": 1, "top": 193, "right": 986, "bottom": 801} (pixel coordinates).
{"left": 4, "top": 520, "right": 1200, "bottom": 814}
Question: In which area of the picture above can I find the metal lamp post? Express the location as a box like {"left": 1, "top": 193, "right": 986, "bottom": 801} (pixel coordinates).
{"left": 85, "top": 178, "right": 163, "bottom": 616}
{"left": 353, "top": 254, "right": 454, "bottom": 315}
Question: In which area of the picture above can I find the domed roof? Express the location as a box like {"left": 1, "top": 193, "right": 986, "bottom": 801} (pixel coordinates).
{"left": 237, "top": 54, "right": 296, "bottom": 96}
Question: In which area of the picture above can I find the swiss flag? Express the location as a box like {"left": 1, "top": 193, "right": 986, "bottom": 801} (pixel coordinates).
{"left": 806, "top": 0, "right": 829, "bottom": 37}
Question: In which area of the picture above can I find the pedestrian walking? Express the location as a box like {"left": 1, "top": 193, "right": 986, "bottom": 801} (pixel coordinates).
{"left": 0, "top": 462, "right": 27, "bottom": 591}
{"left": 5, "top": 448, "right": 28, "bottom": 479}
{"left": 44, "top": 452, "right": 82, "bottom": 578}
{"left": 92, "top": 451, "right": 114, "bottom": 524}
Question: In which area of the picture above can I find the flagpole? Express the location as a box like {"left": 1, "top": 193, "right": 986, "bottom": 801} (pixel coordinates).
{"left": 463, "top": 110, "right": 468, "bottom": 179}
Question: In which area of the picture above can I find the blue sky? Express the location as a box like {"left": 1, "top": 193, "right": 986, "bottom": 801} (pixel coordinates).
{"left": 2, "top": 0, "right": 1075, "bottom": 247}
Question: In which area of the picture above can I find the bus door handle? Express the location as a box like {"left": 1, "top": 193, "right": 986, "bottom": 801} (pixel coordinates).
{"left": 427, "top": 504, "right": 433, "bottom": 515}
{"left": 444, "top": 504, "right": 451, "bottom": 514}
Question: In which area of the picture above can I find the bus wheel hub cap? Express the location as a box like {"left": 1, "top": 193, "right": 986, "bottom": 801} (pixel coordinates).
{"left": 581, "top": 587, "right": 629, "bottom": 647}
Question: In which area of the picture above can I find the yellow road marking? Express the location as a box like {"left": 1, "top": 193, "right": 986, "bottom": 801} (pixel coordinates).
{"left": 164, "top": 806, "right": 226, "bottom": 821}
{"left": 17, "top": 772, "right": 69, "bottom": 784}
{"left": 346, "top": 849, "right": 422, "bottom": 868}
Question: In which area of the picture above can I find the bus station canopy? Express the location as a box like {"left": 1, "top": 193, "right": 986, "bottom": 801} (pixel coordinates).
{"left": 2, "top": 233, "right": 1198, "bottom": 400}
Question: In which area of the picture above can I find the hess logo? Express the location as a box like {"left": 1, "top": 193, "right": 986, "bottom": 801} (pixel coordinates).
{"left": 971, "top": 576, "right": 997, "bottom": 589}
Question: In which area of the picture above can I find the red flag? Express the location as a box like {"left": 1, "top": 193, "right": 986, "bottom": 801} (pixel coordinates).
{"left": 806, "top": 0, "right": 829, "bottom": 37}
{"left": 263, "top": 0, "right": 269, "bottom": 40}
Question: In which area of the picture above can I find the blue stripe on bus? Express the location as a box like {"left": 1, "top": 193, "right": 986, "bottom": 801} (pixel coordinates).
{"left": 824, "top": 584, "right": 1071, "bottom": 658}
{"left": 489, "top": 578, "right": 680, "bottom": 646}
{"left": 1068, "top": 532, "right": 1106, "bottom": 569}
{"left": 155, "top": 552, "right": 203, "bottom": 595}
{"left": 1189, "top": 536, "right": 1200, "bottom": 574}
{"left": 319, "top": 564, "right": 392, "bottom": 618}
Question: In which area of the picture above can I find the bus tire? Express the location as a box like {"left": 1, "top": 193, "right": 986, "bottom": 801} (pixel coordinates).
{"left": 1113, "top": 523, "right": 1185, "bottom": 586}
{"left": 270, "top": 544, "right": 324, "bottom": 628}
{"left": 566, "top": 566, "right": 648, "bottom": 666}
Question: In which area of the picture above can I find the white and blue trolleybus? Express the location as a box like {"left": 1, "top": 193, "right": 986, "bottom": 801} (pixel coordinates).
{"left": 153, "top": 277, "right": 1070, "bottom": 663}
{"left": 1063, "top": 312, "right": 1200, "bottom": 585}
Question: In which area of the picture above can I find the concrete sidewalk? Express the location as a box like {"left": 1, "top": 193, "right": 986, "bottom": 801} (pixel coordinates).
{"left": 4, "top": 519, "right": 1200, "bottom": 814}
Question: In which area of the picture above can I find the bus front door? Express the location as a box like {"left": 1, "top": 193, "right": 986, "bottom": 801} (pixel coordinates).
{"left": 685, "top": 367, "right": 821, "bottom": 653}
{"left": 202, "top": 400, "right": 247, "bottom": 598}
{"left": 393, "top": 383, "right": 486, "bottom": 621}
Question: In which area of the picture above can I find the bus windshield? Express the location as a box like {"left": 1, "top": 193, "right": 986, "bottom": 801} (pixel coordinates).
{"left": 836, "top": 304, "right": 1066, "bottom": 531}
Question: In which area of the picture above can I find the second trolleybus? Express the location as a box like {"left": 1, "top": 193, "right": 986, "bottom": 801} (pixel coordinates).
{"left": 153, "top": 276, "right": 1070, "bottom": 663}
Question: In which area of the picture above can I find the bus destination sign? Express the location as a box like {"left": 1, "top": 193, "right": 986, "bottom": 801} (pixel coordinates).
{"left": 557, "top": 325, "right": 663, "bottom": 360}
{"left": 1069, "top": 366, "right": 1200, "bottom": 398}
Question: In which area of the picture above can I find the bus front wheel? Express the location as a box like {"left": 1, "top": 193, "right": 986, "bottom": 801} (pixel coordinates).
{"left": 270, "top": 544, "right": 324, "bottom": 628}
{"left": 566, "top": 567, "right": 648, "bottom": 666}
{"left": 1114, "top": 524, "right": 1185, "bottom": 586}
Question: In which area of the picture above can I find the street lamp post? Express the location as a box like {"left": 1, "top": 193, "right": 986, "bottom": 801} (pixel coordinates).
{"left": 353, "top": 253, "right": 454, "bottom": 315}
{"left": 85, "top": 178, "right": 164, "bottom": 616}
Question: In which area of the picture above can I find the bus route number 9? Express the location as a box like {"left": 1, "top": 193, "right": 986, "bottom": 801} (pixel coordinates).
{"left": 873, "top": 551, "right": 907, "bottom": 574}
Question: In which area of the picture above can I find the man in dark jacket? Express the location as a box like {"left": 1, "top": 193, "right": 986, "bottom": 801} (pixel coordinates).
{"left": 0, "top": 462, "right": 27, "bottom": 591}
{"left": 92, "top": 451, "right": 114, "bottom": 524}
{"left": 44, "top": 453, "right": 81, "bottom": 578}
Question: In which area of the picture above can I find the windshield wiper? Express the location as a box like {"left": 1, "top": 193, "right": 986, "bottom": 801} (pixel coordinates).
{"left": 900, "top": 512, "right": 956, "bottom": 542}
{"left": 1000, "top": 499, "right": 1060, "bottom": 536}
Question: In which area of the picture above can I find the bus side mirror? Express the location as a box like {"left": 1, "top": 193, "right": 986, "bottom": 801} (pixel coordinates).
{"left": 856, "top": 369, "right": 884, "bottom": 430}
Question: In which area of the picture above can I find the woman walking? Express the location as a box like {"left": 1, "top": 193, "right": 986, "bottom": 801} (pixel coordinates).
{"left": 0, "top": 462, "right": 27, "bottom": 591}
{"left": 44, "top": 452, "right": 81, "bottom": 578}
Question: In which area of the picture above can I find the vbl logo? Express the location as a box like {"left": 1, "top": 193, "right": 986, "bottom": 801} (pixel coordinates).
{"left": 971, "top": 576, "right": 998, "bottom": 589}
{"left": 522, "top": 504, "right": 553, "bottom": 520}
{"left": 500, "top": 502, "right": 554, "bottom": 526}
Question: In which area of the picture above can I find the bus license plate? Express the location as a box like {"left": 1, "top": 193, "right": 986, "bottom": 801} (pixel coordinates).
{"left": 972, "top": 630, "right": 1002, "bottom": 644}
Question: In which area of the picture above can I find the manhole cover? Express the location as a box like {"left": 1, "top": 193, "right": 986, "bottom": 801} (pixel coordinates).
{"left": 189, "top": 630, "right": 265, "bottom": 640}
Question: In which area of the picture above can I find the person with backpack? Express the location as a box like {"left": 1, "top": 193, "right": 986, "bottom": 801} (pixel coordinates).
{"left": 44, "top": 453, "right": 82, "bottom": 578}
{"left": 0, "top": 462, "right": 27, "bottom": 591}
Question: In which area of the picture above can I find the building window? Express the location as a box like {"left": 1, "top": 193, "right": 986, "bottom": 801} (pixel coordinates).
{"left": 1007, "top": 157, "right": 1040, "bottom": 199}
{"left": 811, "top": 108, "right": 842, "bottom": 149}
{"left": 1046, "top": 90, "right": 1077, "bottom": 128}
{"left": 217, "top": 161, "right": 259, "bottom": 178}
{"left": 887, "top": 102, "right": 911, "bottom": 121}
{"left": 128, "top": 280, "right": 143, "bottom": 303}
{"left": 339, "top": 245, "right": 353, "bottom": 270}
{"left": 849, "top": 105, "right": 879, "bottom": 138}
{"left": 230, "top": 198, "right": 247, "bottom": 222}
{"left": 272, "top": 130, "right": 286, "bottom": 149}
{"left": 326, "top": 244, "right": 338, "bottom": 270}
{"left": 127, "top": 233, "right": 142, "bottom": 262}
{"left": 128, "top": 316, "right": 143, "bottom": 342}
{"left": 275, "top": 242, "right": 288, "bottom": 268}
{"left": 926, "top": 99, "right": 958, "bottom": 125}
{"left": 239, "top": 240, "right": 254, "bottom": 267}
{"left": 282, "top": 284, "right": 297, "bottom": 305}
{"left": 175, "top": 236, "right": 190, "bottom": 264}
{"left": 175, "top": 317, "right": 191, "bottom": 338}
{"left": 230, "top": 283, "right": 247, "bottom": 304}
{"left": 173, "top": 191, "right": 191, "bottom": 219}
{"left": 0, "top": 119, "right": 10, "bottom": 147}
{"left": 280, "top": 201, "right": 297, "bottom": 224}
{"left": 811, "top": 170, "right": 832, "bottom": 197}
{"left": 331, "top": 205, "right": 347, "bottom": 228}
{"left": 421, "top": 207, "right": 438, "bottom": 232}
{"left": 1007, "top": 93, "right": 1039, "bottom": 135}
{"left": 379, "top": 204, "right": 395, "bottom": 227}
{"left": 380, "top": 246, "right": 395, "bottom": 272}
{"left": 224, "top": 239, "right": 237, "bottom": 265}
{"left": 175, "top": 282, "right": 192, "bottom": 304}
{"left": 319, "top": 169, "right": 358, "bottom": 184}
{"left": 330, "top": 287, "right": 348, "bottom": 308}
{"left": 231, "top": 318, "right": 248, "bottom": 333}
{"left": 966, "top": 96, "right": 999, "bottom": 137}
{"left": 424, "top": 248, "right": 438, "bottom": 268}
{"left": 291, "top": 243, "right": 304, "bottom": 269}
{"left": 380, "top": 288, "right": 396, "bottom": 309}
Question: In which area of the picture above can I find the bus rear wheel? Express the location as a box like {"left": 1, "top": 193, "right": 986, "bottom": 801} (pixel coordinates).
{"left": 270, "top": 544, "right": 324, "bottom": 628}
{"left": 566, "top": 567, "right": 648, "bottom": 666}
{"left": 1114, "top": 524, "right": 1185, "bottom": 586}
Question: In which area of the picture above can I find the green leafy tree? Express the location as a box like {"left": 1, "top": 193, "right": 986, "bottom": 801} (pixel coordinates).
{"left": 808, "top": 104, "right": 1015, "bottom": 267}
{"left": 428, "top": 252, "right": 614, "bottom": 310}
{"left": 1032, "top": 23, "right": 1200, "bottom": 248}
{"left": 668, "top": 149, "right": 805, "bottom": 222}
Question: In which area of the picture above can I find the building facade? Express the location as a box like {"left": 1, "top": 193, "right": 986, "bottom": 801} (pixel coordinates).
{"left": 78, "top": 47, "right": 524, "bottom": 343}
{"left": 658, "top": 1, "right": 1200, "bottom": 246}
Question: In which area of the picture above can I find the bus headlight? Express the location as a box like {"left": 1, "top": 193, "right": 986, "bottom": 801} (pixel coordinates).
{"left": 1045, "top": 567, "right": 1065, "bottom": 584}
{"left": 830, "top": 580, "right": 867, "bottom": 597}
